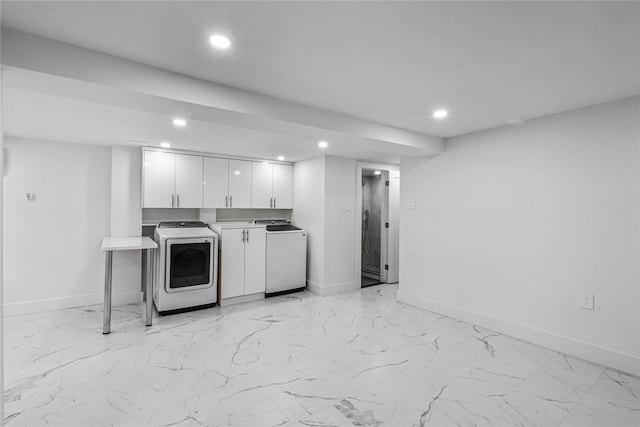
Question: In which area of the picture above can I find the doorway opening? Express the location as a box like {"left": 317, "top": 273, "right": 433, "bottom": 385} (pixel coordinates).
{"left": 361, "top": 169, "right": 385, "bottom": 287}
{"left": 357, "top": 164, "right": 399, "bottom": 289}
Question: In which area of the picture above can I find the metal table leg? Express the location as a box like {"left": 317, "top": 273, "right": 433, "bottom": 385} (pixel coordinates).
{"left": 145, "top": 248, "right": 153, "bottom": 326}
{"left": 103, "top": 250, "right": 113, "bottom": 334}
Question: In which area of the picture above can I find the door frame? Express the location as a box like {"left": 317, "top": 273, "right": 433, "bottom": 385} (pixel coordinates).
{"left": 355, "top": 162, "right": 399, "bottom": 287}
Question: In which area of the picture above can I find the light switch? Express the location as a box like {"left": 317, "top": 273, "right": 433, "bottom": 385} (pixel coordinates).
{"left": 407, "top": 200, "right": 416, "bottom": 210}
{"left": 345, "top": 202, "right": 351, "bottom": 211}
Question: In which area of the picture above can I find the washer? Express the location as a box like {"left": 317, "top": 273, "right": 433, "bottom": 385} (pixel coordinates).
{"left": 154, "top": 221, "right": 218, "bottom": 315}
{"left": 257, "top": 220, "right": 307, "bottom": 296}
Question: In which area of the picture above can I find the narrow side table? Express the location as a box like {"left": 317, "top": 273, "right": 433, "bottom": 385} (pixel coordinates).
{"left": 101, "top": 237, "right": 158, "bottom": 334}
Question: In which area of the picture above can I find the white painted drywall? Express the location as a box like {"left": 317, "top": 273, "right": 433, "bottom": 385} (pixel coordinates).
{"left": 1, "top": 65, "right": 5, "bottom": 424}
{"left": 110, "top": 146, "right": 141, "bottom": 236}
{"left": 292, "top": 156, "right": 325, "bottom": 287}
{"left": 2, "top": 138, "right": 139, "bottom": 315}
{"left": 388, "top": 170, "right": 400, "bottom": 283}
{"left": 398, "top": 97, "right": 640, "bottom": 375}
{"left": 324, "top": 156, "right": 357, "bottom": 290}
{"left": 292, "top": 155, "right": 359, "bottom": 296}
{"left": 109, "top": 146, "right": 143, "bottom": 300}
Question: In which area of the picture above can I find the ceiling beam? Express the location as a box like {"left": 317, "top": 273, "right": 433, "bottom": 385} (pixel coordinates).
{"left": 1, "top": 28, "right": 444, "bottom": 157}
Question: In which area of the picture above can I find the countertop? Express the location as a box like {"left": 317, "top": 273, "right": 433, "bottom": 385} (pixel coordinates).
{"left": 101, "top": 236, "right": 157, "bottom": 251}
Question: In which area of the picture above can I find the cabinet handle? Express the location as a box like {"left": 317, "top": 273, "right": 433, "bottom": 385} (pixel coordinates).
{"left": 246, "top": 229, "right": 249, "bottom": 243}
{"left": 269, "top": 197, "right": 272, "bottom": 208}
{"left": 177, "top": 194, "right": 180, "bottom": 208}
{"left": 274, "top": 197, "right": 276, "bottom": 208}
{"left": 171, "top": 194, "right": 175, "bottom": 208}
{"left": 230, "top": 195, "right": 233, "bottom": 208}
{"left": 225, "top": 195, "right": 228, "bottom": 208}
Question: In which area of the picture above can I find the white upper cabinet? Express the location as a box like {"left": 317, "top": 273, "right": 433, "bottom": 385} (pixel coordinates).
{"left": 203, "top": 157, "right": 230, "bottom": 208}
{"left": 143, "top": 151, "right": 203, "bottom": 208}
{"left": 143, "top": 151, "right": 176, "bottom": 208}
{"left": 143, "top": 150, "right": 291, "bottom": 209}
{"left": 204, "top": 158, "right": 251, "bottom": 209}
{"left": 251, "top": 162, "right": 293, "bottom": 209}
{"left": 272, "top": 164, "right": 293, "bottom": 209}
{"left": 175, "top": 154, "right": 203, "bottom": 208}
{"left": 251, "top": 162, "right": 273, "bottom": 208}
{"left": 228, "top": 160, "right": 252, "bottom": 208}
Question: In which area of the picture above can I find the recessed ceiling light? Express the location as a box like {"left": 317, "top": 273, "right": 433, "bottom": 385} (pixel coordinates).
{"left": 433, "top": 109, "right": 448, "bottom": 119}
{"left": 318, "top": 141, "right": 328, "bottom": 149}
{"left": 234, "top": 170, "right": 241, "bottom": 175}
{"left": 209, "top": 34, "right": 231, "bottom": 49}
{"left": 173, "top": 118, "right": 186, "bottom": 127}
{"left": 374, "top": 170, "right": 381, "bottom": 176}
{"left": 277, "top": 155, "right": 285, "bottom": 161}
{"left": 160, "top": 142, "right": 171, "bottom": 148}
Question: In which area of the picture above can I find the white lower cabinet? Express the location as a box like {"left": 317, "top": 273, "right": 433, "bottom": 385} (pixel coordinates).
{"left": 216, "top": 226, "right": 266, "bottom": 299}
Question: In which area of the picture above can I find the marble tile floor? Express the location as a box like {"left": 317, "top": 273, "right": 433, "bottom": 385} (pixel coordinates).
{"left": 3, "top": 284, "right": 639, "bottom": 426}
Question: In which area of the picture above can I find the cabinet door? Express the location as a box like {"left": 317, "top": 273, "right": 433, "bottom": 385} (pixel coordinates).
{"left": 175, "top": 154, "right": 203, "bottom": 208}
{"left": 203, "top": 157, "right": 229, "bottom": 208}
{"left": 251, "top": 162, "right": 273, "bottom": 208}
{"left": 244, "top": 228, "right": 266, "bottom": 295}
{"left": 272, "top": 164, "right": 293, "bottom": 209}
{"left": 228, "top": 160, "right": 252, "bottom": 208}
{"left": 143, "top": 151, "right": 175, "bottom": 208}
{"left": 221, "top": 229, "right": 246, "bottom": 299}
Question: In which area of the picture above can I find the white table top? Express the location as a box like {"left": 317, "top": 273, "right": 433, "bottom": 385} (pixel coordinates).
{"left": 101, "top": 236, "right": 157, "bottom": 251}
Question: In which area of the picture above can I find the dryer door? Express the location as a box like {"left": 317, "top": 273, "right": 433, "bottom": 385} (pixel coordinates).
{"left": 165, "top": 237, "right": 214, "bottom": 293}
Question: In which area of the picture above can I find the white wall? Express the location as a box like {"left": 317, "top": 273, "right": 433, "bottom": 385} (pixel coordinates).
{"left": 398, "top": 97, "right": 640, "bottom": 375}
{"left": 323, "top": 156, "right": 357, "bottom": 292}
{"left": 292, "top": 155, "right": 359, "bottom": 296}
{"left": 388, "top": 169, "right": 400, "bottom": 283}
{"left": 1, "top": 65, "right": 6, "bottom": 423}
{"left": 110, "top": 146, "right": 141, "bottom": 236}
{"left": 2, "top": 138, "right": 141, "bottom": 315}
{"left": 110, "top": 146, "right": 143, "bottom": 300}
{"left": 292, "top": 156, "right": 325, "bottom": 287}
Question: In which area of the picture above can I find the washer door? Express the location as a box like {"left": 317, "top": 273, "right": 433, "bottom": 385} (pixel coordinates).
{"left": 165, "top": 237, "right": 214, "bottom": 293}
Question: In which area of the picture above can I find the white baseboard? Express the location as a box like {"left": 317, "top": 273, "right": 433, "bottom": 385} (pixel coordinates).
{"left": 397, "top": 289, "right": 640, "bottom": 377}
{"left": 4, "top": 292, "right": 143, "bottom": 317}
{"left": 307, "top": 280, "right": 359, "bottom": 297}
{"left": 221, "top": 292, "right": 265, "bottom": 306}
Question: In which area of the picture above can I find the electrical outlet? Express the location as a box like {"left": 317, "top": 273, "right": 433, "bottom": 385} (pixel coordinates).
{"left": 580, "top": 293, "right": 594, "bottom": 310}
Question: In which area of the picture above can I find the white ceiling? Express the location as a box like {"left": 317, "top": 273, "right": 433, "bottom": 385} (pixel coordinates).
{"left": 1, "top": 1, "right": 639, "bottom": 159}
